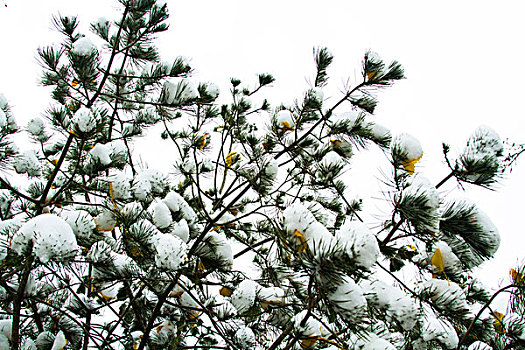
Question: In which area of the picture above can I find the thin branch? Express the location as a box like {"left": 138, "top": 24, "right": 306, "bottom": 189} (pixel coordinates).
{"left": 456, "top": 284, "right": 516, "bottom": 349}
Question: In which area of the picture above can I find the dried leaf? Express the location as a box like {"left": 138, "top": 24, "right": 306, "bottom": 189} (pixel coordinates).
{"left": 402, "top": 155, "right": 423, "bottom": 175}
{"left": 492, "top": 311, "right": 505, "bottom": 334}
{"left": 294, "top": 229, "right": 308, "bottom": 253}
{"left": 226, "top": 152, "right": 240, "bottom": 167}
{"left": 431, "top": 248, "right": 444, "bottom": 274}
{"left": 510, "top": 268, "right": 524, "bottom": 284}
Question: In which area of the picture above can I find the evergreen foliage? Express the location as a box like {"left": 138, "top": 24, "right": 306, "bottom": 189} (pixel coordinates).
{"left": 0, "top": 1, "right": 524, "bottom": 349}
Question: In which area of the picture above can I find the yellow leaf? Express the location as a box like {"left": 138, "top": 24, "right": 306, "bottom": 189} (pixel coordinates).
{"left": 195, "top": 133, "right": 209, "bottom": 150}
{"left": 431, "top": 249, "right": 444, "bottom": 274}
{"left": 280, "top": 121, "right": 293, "bottom": 130}
{"left": 431, "top": 248, "right": 449, "bottom": 283}
{"left": 402, "top": 155, "right": 423, "bottom": 175}
{"left": 492, "top": 311, "right": 505, "bottom": 334}
{"left": 98, "top": 291, "right": 116, "bottom": 302}
{"left": 132, "top": 334, "right": 143, "bottom": 350}
{"left": 294, "top": 229, "right": 308, "bottom": 253}
{"left": 108, "top": 182, "right": 118, "bottom": 210}
{"left": 366, "top": 71, "right": 377, "bottom": 80}
{"left": 406, "top": 245, "right": 417, "bottom": 252}
{"left": 129, "top": 247, "right": 142, "bottom": 257}
{"left": 198, "top": 262, "right": 206, "bottom": 271}
{"left": 510, "top": 268, "right": 524, "bottom": 284}
{"left": 225, "top": 152, "right": 240, "bottom": 168}
{"left": 188, "top": 312, "right": 200, "bottom": 319}
{"left": 219, "top": 286, "right": 232, "bottom": 297}
{"left": 300, "top": 337, "right": 317, "bottom": 349}
{"left": 108, "top": 182, "right": 115, "bottom": 200}
{"left": 71, "top": 79, "right": 79, "bottom": 87}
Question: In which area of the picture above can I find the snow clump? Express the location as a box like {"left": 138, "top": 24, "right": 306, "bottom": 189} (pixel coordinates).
{"left": 283, "top": 202, "right": 336, "bottom": 256}
{"left": 71, "top": 107, "right": 97, "bottom": 133}
{"left": 0, "top": 109, "right": 6, "bottom": 129}
{"left": 151, "top": 233, "right": 187, "bottom": 271}
{"left": 392, "top": 133, "right": 423, "bottom": 174}
{"left": 335, "top": 221, "right": 380, "bottom": 270}
{"left": 458, "top": 125, "right": 503, "bottom": 182}
{"left": 171, "top": 219, "right": 189, "bottom": 243}
{"left": 263, "top": 158, "right": 279, "bottom": 180}
{"left": 321, "top": 151, "right": 343, "bottom": 168}
{"left": 71, "top": 37, "right": 97, "bottom": 55}
{"left": 328, "top": 276, "right": 368, "bottom": 322}
{"left": 354, "top": 335, "right": 396, "bottom": 350}
{"left": 231, "top": 279, "right": 259, "bottom": 314}
{"left": 471, "top": 203, "right": 500, "bottom": 257}
{"left": 14, "top": 150, "right": 41, "bottom": 176}
{"left": 94, "top": 209, "right": 116, "bottom": 232}
{"left": 11, "top": 214, "right": 78, "bottom": 263}
{"left": 331, "top": 110, "right": 360, "bottom": 126}
{"left": 162, "top": 80, "right": 199, "bottom": 104}
{"left": 151, "top": 201, "right": 172, "bottom": 229}
{"left": 421, "top": 313, "right": 459, "bottom": 349}
{"left": 422, "top": 279, "right": 467, "bottom": 312}
{"left": 59, "top": 209, "right": 95, "bottom": 241}
{"left": 203, "top": 82, "right": 220, "bottom": 99}
{"left": 430, "top": 241, "right": 462, "bottom": 277}
{"left": 106, "top": 171, "right": 131, "bottom": 200}
{"left": 468, "top": 341, "right": 493, "bottom": 350}
{"left": 292, "top": 310, "right": 326, "bottom": 340}
{"left": 234, "top": 326, "right": 257, "bottom": 349}
{"left": 308, "top": 87, "right": 324, "bottom": 103}
{"left": 196, "top": 231, "right": 233, "bottom": 269}
{"left": 27, "top": 118, "right": 45, "bottom": 137}
{"left": 368, "top": 122, "right": 391, "bottom": 141}
{"left": 257, "top": 286, "right": 285, "bottom": 307}
{"left": 360, "top": 278, "right": 418, "bottom": 330}
{"left": 89, "top": 144, "right": 112, "bottom": 166}
{"left": 163, "top": 191, "right": 198, "bottom": 227}
{"left": 276, "top": 110, "right": 295, "bottom": 130}
{"left": 132, "top": 169, "right": 168, "bottom": 201}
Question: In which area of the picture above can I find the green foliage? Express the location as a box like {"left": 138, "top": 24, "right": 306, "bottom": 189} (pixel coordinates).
{"left": 314, "top": 47, "right": 333, "bottom": 88}
{"left": 0, "top": 1, "right": 523, "bottom": 350}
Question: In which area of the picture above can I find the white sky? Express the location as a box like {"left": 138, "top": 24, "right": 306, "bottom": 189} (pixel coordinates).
{"left": 1, "top": 0, "right": 525, "bottom": 304}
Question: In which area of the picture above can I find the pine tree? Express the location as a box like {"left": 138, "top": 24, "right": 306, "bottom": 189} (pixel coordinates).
{"left": 0, "top": 0, "right": 524, "bottom": 349}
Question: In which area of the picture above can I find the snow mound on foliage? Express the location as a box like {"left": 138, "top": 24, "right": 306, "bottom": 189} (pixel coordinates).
{"left": 335, "top": 221, "right": 379, "bottom": 270}
{"left": 231, "top": 279, "right": 259, "bottom": 314}
{"left": 11, "top": 214, "right": 78, "bottom": 263}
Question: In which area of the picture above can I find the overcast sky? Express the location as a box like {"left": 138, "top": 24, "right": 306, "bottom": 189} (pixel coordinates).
{"left": 1, "top": 0, "right": 524, "bottom": 301}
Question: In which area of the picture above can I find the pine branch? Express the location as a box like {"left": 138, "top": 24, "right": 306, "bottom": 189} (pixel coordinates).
{"left": 380, "top": 170, "right": 455, "bottom": 246}
{"left": 136, "top": 274, "right": 181, "bottom": 350}
{"left": 0, "top": 176, "right": 38, "bottom": 203}
{"left": 87, "top": 5, "right": 130, "bottom": 107}
{"left": 274, "top": 81, "right": 366, "bottom": 160}
{"left": 10, "top": 255, "right": 34, "bottom": 350}
{"left": 456, "top": 284, "right": 516, "bottom": 349}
